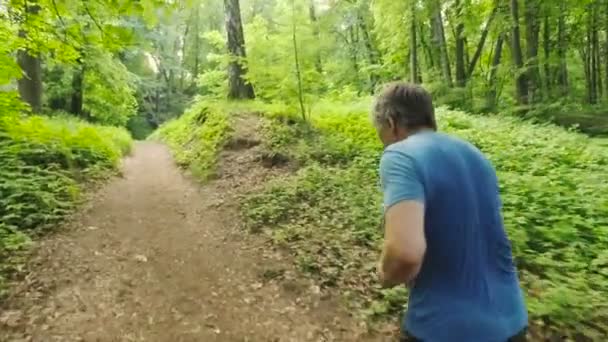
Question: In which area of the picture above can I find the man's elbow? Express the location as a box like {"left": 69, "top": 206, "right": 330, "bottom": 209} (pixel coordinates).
{"left": 396, "top": 251, "right": 424, "bottom": 277}
{"left": 383, "top": 245, "right": 425, "bottom": 286}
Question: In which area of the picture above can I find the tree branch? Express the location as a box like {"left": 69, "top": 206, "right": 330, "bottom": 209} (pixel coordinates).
{"left": 82, "top": 1, "right": 104, "bottom": 35}
{"left": 467, "top": 2, "right": 500, "bottom": 78}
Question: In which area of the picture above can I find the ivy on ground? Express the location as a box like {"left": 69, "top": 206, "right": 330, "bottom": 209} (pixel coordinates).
{"left": 240, "top": 100, "right": 608, "bottom": 340}
{"left": 0, "top": 114, "right": 132, "bottom": 295}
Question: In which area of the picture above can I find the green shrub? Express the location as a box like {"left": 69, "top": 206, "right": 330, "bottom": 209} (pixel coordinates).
{"left": 242, "top": 100, "right": 608, "bottom": 339}
{"left": 0, "top": 114, "right": 132, "bottom": 295}
{"left": 150, "top": 98, "right": 232, "bottom": 180}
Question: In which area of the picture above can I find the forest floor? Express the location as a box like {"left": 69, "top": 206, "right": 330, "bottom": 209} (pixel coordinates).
{"left": 0, "top": 115, "right": 392, "bottom": 342}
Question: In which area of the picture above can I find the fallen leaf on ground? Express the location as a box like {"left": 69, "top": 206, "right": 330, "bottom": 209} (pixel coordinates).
{"left": 134, "top": 255, "right": 148, "bottom": 263}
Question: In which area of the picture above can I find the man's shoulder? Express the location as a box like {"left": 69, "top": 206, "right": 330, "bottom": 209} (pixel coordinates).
{"left": 385, "top": 131, "right": 463, "bottom": 158}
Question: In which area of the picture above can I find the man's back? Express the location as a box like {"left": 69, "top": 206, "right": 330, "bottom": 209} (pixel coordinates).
{"left": 380, "top": 131, "right": 528, "bottom": 341}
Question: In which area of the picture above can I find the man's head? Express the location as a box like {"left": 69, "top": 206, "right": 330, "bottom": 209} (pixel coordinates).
{"left": 372, "top": 82, "right": 437, "bottom": 147}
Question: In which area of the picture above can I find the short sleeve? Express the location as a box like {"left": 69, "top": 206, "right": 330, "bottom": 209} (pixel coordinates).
{"left": 379, "top": 150, "right": 425, "bottom": 211}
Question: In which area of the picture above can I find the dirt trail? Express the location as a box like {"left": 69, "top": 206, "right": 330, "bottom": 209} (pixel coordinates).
{"left": 1, "top": 115, "right": 389, "bottom": 342}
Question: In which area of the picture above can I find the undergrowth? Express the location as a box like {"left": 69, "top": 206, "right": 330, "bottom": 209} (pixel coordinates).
{"left": 0, "top": 114, "right": 132, "bottom": 295}
{"left": 239, "top": 100, "right": 608, "bottom": 340}
{"left": 149, "top": 99, "right": 232, "bottom": 180}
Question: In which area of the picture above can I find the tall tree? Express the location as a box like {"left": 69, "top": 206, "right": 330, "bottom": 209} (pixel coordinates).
{"left": 605, "top": 0, "right": 608, "bottom": 100}
{"left": 487, "top": 33, "right": 506, "bottom": 110}
{"left": 16, "top": 1, "right": 43, "bottom": 112}
{"left": 409, "top": 2, "right": 421, "bottom": 83}
{"left": 431, "top": 1, "right": 453, "bottom": 87}
{"left": 510, "top": 0, "right": 528, "bottom": 105}
{"left": 467, "top": 2, "right": 499, "bottom": 80}
{"left": 291, "top": 0, "right": 306, "bottom": 120}
{"left": 556, "top": 0, "right": 569, "bottom": 96}
{"left": 70, "top": 60, "right": 86, "bottom": 117}
{"left": 454, "top": 0, "right": 466, "bottom": 87}
{"left": 542, "top": 13, "right": 551, "bottom": 97}
{"left": 224, "top": 0, "right": 255, "bottom": 99}
{"left": 358, "top": 13, "right": 380, "bottom": 92}
{"left": 524, "top": 0, "right": 541, "bottom": 103}
{"left": 309, "top": 0, "right": 322, "bottom": 74}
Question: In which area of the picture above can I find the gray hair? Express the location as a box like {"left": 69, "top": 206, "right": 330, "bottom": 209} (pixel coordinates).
{"left": 371, "top": 82, "right": 437, "bottom": 130}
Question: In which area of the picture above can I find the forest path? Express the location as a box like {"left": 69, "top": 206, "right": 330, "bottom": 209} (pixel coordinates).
{"left": 1, "top": 115, "right": 388, "bottom": 342}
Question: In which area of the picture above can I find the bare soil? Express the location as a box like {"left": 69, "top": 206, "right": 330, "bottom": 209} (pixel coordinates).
{"left": 0, "top": 115, "right": 391, "bottom": 342}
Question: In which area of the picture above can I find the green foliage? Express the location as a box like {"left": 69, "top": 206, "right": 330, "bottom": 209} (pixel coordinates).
{"left": 241, "top": 100, "right": 608, "bottom": 338}
{"left": 82, "top": 52, "right": 139, "bottom": 126}
{"left": 0, "top": 114, "right": 132, "bottom": 294}
{"left": 150, "top": 98, "right": 232, "bottom": 180}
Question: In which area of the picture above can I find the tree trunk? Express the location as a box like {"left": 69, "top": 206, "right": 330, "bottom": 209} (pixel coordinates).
{"left": 486, "top": 33, "right": 506, "bottom": 111}
{"left": 605, "top": 0, "right": 608, "bottom": 100}
{"left": 419, "top": 23, "right": 435, "bottom": 70}
{"left": 291, "top": 0, "right": 306, "bottom": 120}
{"left": 17, "top": 2, "right": 43, "bottom": 113}
{"left": 593, "top": 1, "right": 602, "bottom": 98}
{"left": 70, "top": 63, "right": 85, "bottom": 117}
{"left": 358, "top": 14, "right": 379, "bottom": 93}
{"left": 223, "top": 0, "right": 255, "bottom": 99}
{"left": 510, "top": 0, "right": 528, "bottom": 105}
{"left": 309, "top": 0, "right": 323, "bottom": 74}
{"left": 193, "top": 4, "right": 200, "bottom": 86}
{"left": 180, "top": 18, "right": 190, "bottom": 91}
{"left": 556, "top": 0, "right": 568, "bottom": 96}
{"left": 467, "top": 2, "right": 499, "bottom": 79}
{"left": 454, "top": 0, "right": 466, "bottom": 87}
{"left": 524, "top": 0, "right": 541, "bottom": 103}
{"left": 431, "top": 2, "right": 453, "bottom": 87}
{"left": 542, "top": 13, "right": 551, "bottom": 98}
{"left": 348, "top": 25, "right": 359, "bottom": 75}
{"left": 584, "top": 13, "right": 594, "bottom": 104}
{"left": 409, "top": 3, "right": 421, "bottom": 83}
{"left": 591, "top": 2, "right": 600, "bottom": 101}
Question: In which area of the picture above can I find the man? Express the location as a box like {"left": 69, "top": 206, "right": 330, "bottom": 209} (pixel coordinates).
{"left": 373, "top": 82, "right": 528, "bottom": 341}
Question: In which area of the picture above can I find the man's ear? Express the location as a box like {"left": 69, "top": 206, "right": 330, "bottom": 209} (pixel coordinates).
{"left": 387, "top": 117, "right": 396, "bottom": 132}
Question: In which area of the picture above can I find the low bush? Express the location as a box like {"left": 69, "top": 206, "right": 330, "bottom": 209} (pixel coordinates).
{"left": 0, "top": 114, "right": 132, "bottom": 294}
{"left": 241, "top": 100, "right": 608, "bottom": 339}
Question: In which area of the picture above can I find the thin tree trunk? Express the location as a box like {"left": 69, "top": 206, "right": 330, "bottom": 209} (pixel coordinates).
{"left": 223, "top": 0, "right": 255, "bottom": 99}
{"left": 487, "top": 33, "right": 505, "bottom": 110}
{"left": 192, "top": 4, "right": 200, "bottom": 87}
{"left": 605, "top": 0, "right": 608, "bottom": 100}
{"left": 431, "top": 2, "right": 453, "bottom": 87}
{"left": 510, "top": 0, "right": 528, "bottom": 105}
{"left": 467, "top": 2, "right": 499, "bottom": 79}
{"left": 584, "top": 14, "right": 594, "bottom": 104}
{"left": 17, "top": 2, "right": 43, "bottom": 113}
{"left": 70, "top": 63, "right": 85, "bottom": 117}
{"left": 358, "top": 14, "right": 379, "bottom": 92}
{"left": 348, "top": 25, "right": 359, "bottom": 74}
{"left": 291, "top": 0, "right": 306, "bottom": 120}
{"left": 593, "top": 1, "right": 602, "bottom": 98}
{"left": 454, "top": 0, "right": 466, "bottom": 87}
{"left": 180, "top": 19, "right": 190, "bottom": 91}
{"left": 409, "top": 3, "right": 421, "bottom": 83}
{"left": 556, "top": 0, "right": 569, "bottom": 96}
{"left": 543, "top": 14, "right": 551, "bottom": 98}
{"left": 524, "top": 0, "right": 541, "bottom": 103}
{"left": 419, "top": 23, "right": 435, "bottom": 70}
{"left": 591, "top": 2, "right": 600, "bottom": 101}
{"left": 309, "top": 0, "right": 322, "bottom": 74}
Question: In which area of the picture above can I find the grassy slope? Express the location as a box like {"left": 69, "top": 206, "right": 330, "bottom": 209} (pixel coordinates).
{"left": 149, "top": 99, "right": 232, "bottom": 180}
{"left": 238, "top": 100, "right": 608, "bottom": 340}
{"left": 0, "top": 114, "right": 132, "bottom": 294}
{"left": 153, "top": 98, "right": 607, "bottom": 339}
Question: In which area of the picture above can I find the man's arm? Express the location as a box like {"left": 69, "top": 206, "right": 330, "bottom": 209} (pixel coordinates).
{"left": 377, "top": 150, "right": 427, "bottom": 288}
{"left": 378, "top": 200, "right": 426, "bottom": 288}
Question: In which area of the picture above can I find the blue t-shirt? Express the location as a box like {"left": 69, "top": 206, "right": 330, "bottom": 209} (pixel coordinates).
{"left": 380, "top": 131, "right": 528, "bottom": 342}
